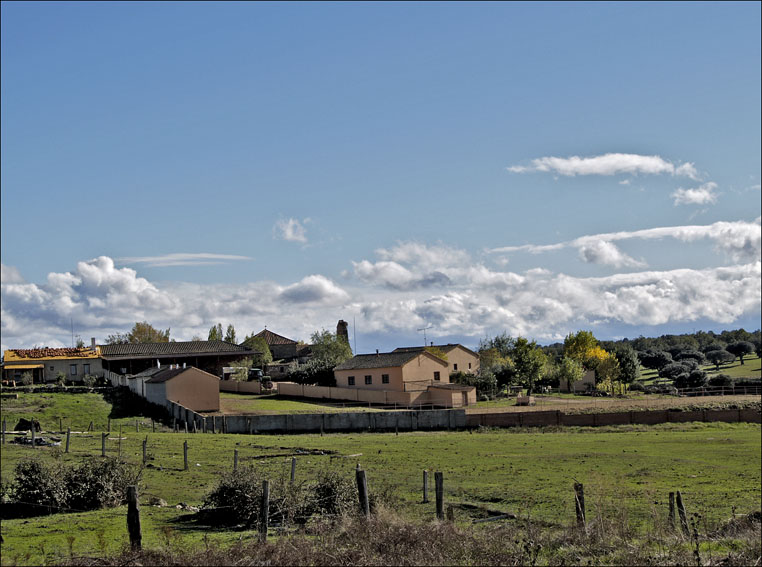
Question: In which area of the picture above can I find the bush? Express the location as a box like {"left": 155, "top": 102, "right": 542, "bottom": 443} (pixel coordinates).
{"left": 8, "top": 459, "right": 68, "bottom": 517}
{"left": 82, "top": 374, "right": 96, "bottom": 387}
{"left": 628, "top": 381, "right": 645, "bottom": 391}
{"left": 202, "top": 466, "right": 265, "bottom": 526}
{"left": 708, "top": 374, "right": 734, "bottom": 388}
{"left": 20, "top": 371, "right": 34, "bottom": 386}
{"left": 66, "top": 458, "right": 136, "bottom": 511}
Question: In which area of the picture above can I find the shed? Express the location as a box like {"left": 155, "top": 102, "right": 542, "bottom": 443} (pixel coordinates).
{"left": 144, "top": 366, "right": 220, "bottom": 412}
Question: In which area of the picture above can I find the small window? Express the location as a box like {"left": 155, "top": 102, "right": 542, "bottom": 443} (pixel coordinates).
{"left": 453, "top": 363, "right": 458, "bottom": 371}
{"left": 468, "top": 363, "right": 472, "bottom": 369}
{"left": 434, "top": 371, "right": 440, "bottom": 381}
{"left": 280, "top": 366, "right": 285, "bottom": 373}
{"left": 348, "top": 376, "right": 355, "bottom": 386}
{"left": 365, "top": 375, "right": 372, "bottom": 385}
{"left": 50, "top": 366, "right": 54, "bottom": 371}
{"left": 83, "top": 364, "right": 90, "bottom": 375}
{"left": 70, "top": 365, "right": 77, "bottom": 376}
{"left": 382, "top": 374, "right": 389, "bottom": 384}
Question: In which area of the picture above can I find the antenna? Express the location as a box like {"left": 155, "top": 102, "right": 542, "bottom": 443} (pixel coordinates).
{"left": 417, "top": 325, "right": 433, "bottom": 346}
{"left": 353, "top": 316, "right": 357, "bottom": 355}
{"left": 71, "top": 318, "right": 74, "bottom": 348}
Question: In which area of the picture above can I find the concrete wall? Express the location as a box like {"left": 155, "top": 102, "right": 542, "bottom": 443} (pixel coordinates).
{"left": 145, "top": 381, "right": 167, "bottom": 407}
{"left": 278, "top": 382, "right": 442, "bottom": 407}
{"left": 219, "top": 380, "right": 262, "bottom": 394}
{"left": 467, "top": 408, "right": 762, "bottom": 428}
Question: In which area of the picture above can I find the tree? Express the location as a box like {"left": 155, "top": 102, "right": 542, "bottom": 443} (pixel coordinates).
{"left": 553, "top": 356, "right": 584, "bottom": 391}
{"left": 75, "top": 336, "right": 85, "bottom": 348}
{"left": 231, "top": 357, "right": 254, "bottom": 382}
{"left": 478, "top": 333, "right": 515, "bottom": 358}
{"left": 614, "top": 346, "right": 640, "bottom": 384}
{"left": 208, "top": 324, "right": 223, "bottom": 341}
{"left": 675, "top": 350, "right": 706, "bottom": 365}
{"left": 310, "top": 329, "right": 353, "bottom": 366}
{"left": 224, "top": 324, "right": 236, "bottom": 344}
{"left": 510, "top": 337, "right": 547, "bottom": 395}
{"left": 705, "top": 349, "right": 735, "bottom": 371}
{"left": 726, "top": 341, "right": 754, "bottom": 365}
{"left": 674, "top": 368, "right": 707, "bottom": 390}
{"left": 105, "top": 332, "right": 130, "bottom": 345}
{"left": 424, "top": 346, "right": 448, "bottom": 362}
{"left": 638, "top": 350, "right": 673, "bottom": 371}
{"left": 128, "top": 321, "right": 170, "bottom": 343}
{"left": 563, "top": 331, "right": 598, "bottom": 363}
{"left": 450, "top": 371, "right": 496, "bottom": 397}
{"left": 241, "top": 335, "right": 273, "bottom": 368}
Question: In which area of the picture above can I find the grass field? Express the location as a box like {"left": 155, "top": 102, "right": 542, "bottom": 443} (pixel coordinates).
{"left": 1, "top": 417, "right": 759, "bottom": 565}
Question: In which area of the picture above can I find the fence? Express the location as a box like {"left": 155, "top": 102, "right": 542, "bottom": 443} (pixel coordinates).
{"left": 467, "top": 407, "right": 762, "bottom": 428}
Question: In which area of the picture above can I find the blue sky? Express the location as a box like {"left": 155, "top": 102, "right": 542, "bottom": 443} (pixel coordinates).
{"left": 2, "top": 2, "right": 760, "bottom": 353}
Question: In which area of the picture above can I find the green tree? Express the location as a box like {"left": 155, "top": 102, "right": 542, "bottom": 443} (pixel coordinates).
{"left": 224, "top": 324, "right": 236, "bottom": 344}
{"left": 208, "top": 323, "right": 223, "bottom": 341}
{"left": 511, "top": 337, "right": 547, "bottom": 395}
{"left": 108, "top": 321, "right": 170, "bottom": 343}
{"left": 705, "top": 349, "right": 735, "bottom": 371}
{"left": 105, "top": 332, "right": 130, "bottom": 345}
{"left": 75, "top": 336, "right": 85, "bottom": 348}
{"left": 231, "top": 357, "right": 253, "bottom": 382}
{"left": 554, "top": 356, "right": 584, "bottom": 391}
{"left": 310, "top": 329, "right": 353, "bottom": 366}
{"left": 241, "top": 335, "right": 273, "bottom": 368}
{"left": 563, "top": 330, "right": 598, "bottom": 362}
{"left": 614, "top": 345, "right": 640, "bottom": 384}
{"left": 726, "top": 341, "right": 754, "bottom": 365}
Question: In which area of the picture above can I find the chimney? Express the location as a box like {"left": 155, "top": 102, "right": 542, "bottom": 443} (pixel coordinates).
{"left": 376, "top": 349, "right": 379, "bottom": 356}
{"left": 337, "top": 320, "right": 349, "bottom": 344}
{"left": 91, "top": 337, "right": 96, "bottom": 351}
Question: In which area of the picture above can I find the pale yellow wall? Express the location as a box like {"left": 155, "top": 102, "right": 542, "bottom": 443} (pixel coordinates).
{"left": 4, "top": 358, "right": 104, "bottom": 383}
{"left": 445, "top": 347, "right": 480, "bottom": 375}
{"left": 334, "top": 365, "right": 405, "bottom": 390}
{"left": 165, "top": 368, "right": 220, "bottom": 412}
{"left": 400, "top": 353, "right": 450, "bottom": 386}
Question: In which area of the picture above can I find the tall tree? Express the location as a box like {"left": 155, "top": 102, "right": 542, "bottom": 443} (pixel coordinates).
{"left": 128, "top": 321, "right": 170, "bottom": 343}
{"left": 224, "top": 324, "right": 236, "bottom": 344}
{"left": 208, "top": 323, "right": 223, "bottom": 341}
{"left": 554, "top": 356, "right": 584, "bottom": 391}
{"left": 614, "top": 346, "right": 640, "bottom": 384}
{"left": 510, "top": 337, "right": 547, "bottom": 395}
{"left": 310, "top": 329, "right": 353, "bottom": 366}
{"left": 726, "top": 341, "right": 754, "bottom": 365}
{"left": 705, "top": 349, "right": 735, "bottom": 371}
{"left": 241, "top": 335, "right": 273, "bottom": 368}
{"left": 563, "top": 330, "right": 599, "bottom": 363}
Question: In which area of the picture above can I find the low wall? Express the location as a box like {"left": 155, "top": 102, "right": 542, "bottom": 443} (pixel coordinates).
{"left": 467, "top": 408, "right": 762, "bottom": 428}
{"left": 164, "top": 399, "right": 466, "bottom": 434}
{"left": 219, "top": 380, "right": 262, "bottom": 394}
{"left": 277, "top": 382, "right": 448, "bottom": 407}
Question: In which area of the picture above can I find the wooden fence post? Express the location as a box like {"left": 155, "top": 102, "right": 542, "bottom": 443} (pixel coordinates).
{"left": 151, "top": 419, "right": 155, "bottom": 433}
{"left": 2, "top": 418, "right": 5, "bottom": 445}
{"left": 574, "top": 482, "right": 586, "bottom": 528}
{"left": 435, "top": 472, "right": 444, "bottom": 520}
{"left": 422, "top": 470, "right": 429, "bottom": 503}
{"left": 259, "top": 480, "right": 270, "bottom": 543}
{"left": 193, "top": 420, "right": 197, "bottom": 434}
{"left": 234, "top": 449, "right": 239, "bottom": 471}
{"left": 31, "top": 425, "right": 36, "bottom": 449}
{"left": 101, "top": 432, "right": 107, "bottom": 457}
{"left": 184, "top": 421, "right": 188, "bottom": 434}
{"left": 118, "top": 425, "right": 123, "bottom": 459}
{"left": 356, "top": 468, "right": 370, "bottom": 517}
{"left": 88, "top": 421, "right": 94, "bottom": 432}
{"left": 203, "top": 419, "right": 207, "bottom": 434}
{"left": 59, "top": 418, "right": 63, "bottom": 433}
{"left": 676, "top": 491, "right": 689, "bottom": 535}
{"left": 136, "top": 420, "right": 139, "bottom": 433}
{"left": 668, "top": 492, "right": 675, "bottom": 529}
{"left": 65, "top": 428, "right": 71, "bottom": 453}
{"left": 142, "top": 436, "right": 148, "bottom": 465}
{"left": 447, "top": 505, "right": 454, "bottom": 522}
{"left": 127, "top": 485, "right": 142, "bottom": 550}
{"left": 290, "top": 457, "right": 297, "bottom": 484}
{"left": 183, "top": 440, "right": 189, "bottom": 471}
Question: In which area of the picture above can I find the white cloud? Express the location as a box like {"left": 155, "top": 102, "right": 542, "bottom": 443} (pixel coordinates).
{"left": 1, "top": 264, "right": 25, "bottom": 284}
{"left": 671, "top": 182, "right": 719, "bottom": 206}
{"left": 117, "top": 253, "right": 252, "bottom": 267}
{"left": 274, "top": 218, "right": 308, "bottom": 243}
{"left": 491, "top": 218, "right": 762, "bottom": 264}
{"left": 576, "top": 239, "right": 646, "bottom": 268}
{"left": 279, "top": 275, "right": 350, "bottom": 304}
{"left": 507, "top": 153, "right": 699, "bottom": 179}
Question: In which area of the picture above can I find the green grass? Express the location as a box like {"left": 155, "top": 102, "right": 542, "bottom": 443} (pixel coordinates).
{"left": 704, "top": 354, "right": 762, "bottom": 380}
{"left": 1, "top": 420, "right": 760, "bottom": 565}
{"left": 218, "top": 393, "right": 383, "bottom": 414}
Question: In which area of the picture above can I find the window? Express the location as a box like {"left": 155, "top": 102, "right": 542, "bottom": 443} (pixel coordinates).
{"left": 49, "top": 366, "right": 54, "bottom": 371}
{"left": 365, "top": 375, "right": 372, "bottom": 385}
{"left": 83, "top": 364, "right": 90, "bottom": 375}
{"left": 453, "top": 363, "right": 458, "bottom": 371}
{"left": 382, "top": 374, "right": 389, "bottom": 384}
{"left": 70, "top": 365, "right": 77, "bottom": 376}
{"left": 348, "top": 376, "right": 355, "bottom": 386}
{"left": 468, "top": 363, "right": 472, "bottom": 369}
{"left": 434, "top": 371, "right": 440, "bottom": 381}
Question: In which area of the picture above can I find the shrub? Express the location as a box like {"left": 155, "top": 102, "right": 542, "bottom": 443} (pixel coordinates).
{"left": 81, "top": 374, "right": 96, "bottom": 387}
{"left": 20, "top": 371, "right": 34, "bottom": 386}
{"left": 202, "top": 466, "right": 265, "bottom": 526}
{"left": 708, "top": 374, "right": 734, "bottom": 388}
{"left": 9, "top": 459, "right": 69, "bottom": 516}
{"left": 628, "top": 381, "right": 645, "bottom": 391}
{"left": 66, "top": 458, "right": 136, "bottom": 511}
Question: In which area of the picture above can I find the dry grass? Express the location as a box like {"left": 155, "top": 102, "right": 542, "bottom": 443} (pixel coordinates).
{"left": 52, "top": 506, "right": 761, "bottom": 566}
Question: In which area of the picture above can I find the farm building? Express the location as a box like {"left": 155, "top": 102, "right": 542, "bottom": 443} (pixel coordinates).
{"left": 144, "top": 366, "right": 220, "bottom": 412}
{"left": 2, "top": 339, "right": 103, "bottom": 384}
{"left": 392, "top": 343, "right": 480, "bottom": 375}
{"left": 99, "top": 340, "right": 257, "bottom": 376}
{"left": 245, "top": 328, "right": 312, "bottom": 379}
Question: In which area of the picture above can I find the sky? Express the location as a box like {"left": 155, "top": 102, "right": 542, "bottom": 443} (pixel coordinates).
{"left": 1, "top": 1, "right": 760, "bottom": 354}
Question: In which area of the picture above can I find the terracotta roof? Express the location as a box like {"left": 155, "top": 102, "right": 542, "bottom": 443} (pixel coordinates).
{"left": 392, "top": 344, "right": 478, "bottom": 357}
{"left": 4, "top": 347, "right": 100, "bottom": 361}
{"left": 334, "top": 351, "right": 447, "bottom": 371}
{"left": 100, "top": 341, "right": 253, "bottom": 359}
{"left": 145, "top": 366, "right": 219, "bottom": 384}
{"left": 252, "top": 329, "right": 297, "bottom": 346}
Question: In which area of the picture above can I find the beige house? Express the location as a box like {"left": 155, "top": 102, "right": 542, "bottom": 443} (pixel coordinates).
{"left": 144, "top": 366, "right": 220, "bottom": 412}
{"left": 2, "top": 341, "right": 103, "bottom": 384}
{"left": 393, "top": 344, "right": 480, "bottom": 375}
{"left": 334, "top": 350, "right": 450, "bottom": 392}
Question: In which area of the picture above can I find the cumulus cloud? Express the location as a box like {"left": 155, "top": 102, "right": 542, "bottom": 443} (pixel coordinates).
{"left": 491, "top": 218, "right": 762, "bottom": 264}
{"left": 274, "top": 218, "right": 308, "bottom": 243}
{"left": 671, "top": 182, "right": 719, "bottom": 206}
{"left": 279, "top": 275, "right": 350, "bottom": 304}
{"left": 1, "top": 264, "right": 25, "bottom": 284}
{"left": 507, "top": 153, "right": 699, "bottom": 179}
{"left": 117, "top": 253, "right": 252, "bottom": 267}
{"left": 577, "top": 240, "right": 646, "bottom": 268}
